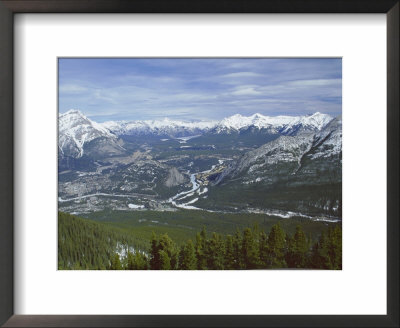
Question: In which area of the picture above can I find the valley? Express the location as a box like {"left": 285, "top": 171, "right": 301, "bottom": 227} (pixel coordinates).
{"left": 58, "top": 110, "right": 342, "bottom": 226}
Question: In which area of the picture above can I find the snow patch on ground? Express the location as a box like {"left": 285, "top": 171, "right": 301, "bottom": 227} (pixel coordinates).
{"left": 176, "top": 135, "right": 201, "bottom": 143}
{"left": 198, "top": 188, "right": 208, "bottom": 195}
{"left": 128, "top": 203, "right": 144, "bottom": 209}
{"left": 177, "top": 192, "right": 195, "bottom": 201}
{"left": 59, "top": 193, "right": 135, "bottom": 202}
{"left": 185, "top": 198, "right": 199, "bottom": 205}
{"left": 246, "top": 207, "right": 340, "bottom": 222}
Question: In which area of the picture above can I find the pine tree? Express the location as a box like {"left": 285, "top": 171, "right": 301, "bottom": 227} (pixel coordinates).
{"left": 178, "top": 240, "right": 197, "bottom": 270}
{"left": 128, "top": 251, "right": 148, "bottom": 270}
{"left": 259, "top": 231, "right": 268, "bottom": 268}
{"left": 266, "top": 223, "right": 287, "bottom": 268}
{"left": 158, "top": 233, "right": 178, "bottom": 270}
{"left": 310, "top": 230, "right": 329, "bottom": 269}
{"left": 311, "top": 230, "right": 332, "bottom": 269}
{"left": 149, "top": 233, "right": 177, "bottom": 270}
{"left": 159, "top": 250, "right": 171, "bottom": 270}
{"left": 205, "top": 232, "right": 225, "bottom": 270}
{"left": 149, "top": 232, "right": 161, "bottom": 270}
{"left": 232, "top": 228, "right": 243, "bottom": 269}
{"left": 135, "top": 252, "right": 149, "bottom": 270}
{"left": 327, "top": 226, "right": 342, "bottom": 269}
{"left": 110, "top": 253, "right": 122, "bottom": 270}
{"left": 241, "top": 227, "right": 259, "bottom": 269}
{"left": 289, "top": 225, "right": 309, "bottom": 268}
{"left": 127, "top": 251, "right": 135, "bottom": 270}
{"left": 310, "top": 226, "right": 342, "bottom": 270}
{"left": 195, "top": 227, "right": 208, "bottom": 269}
{"left": 224, "top": 235, "right": 236, "bottom": 270}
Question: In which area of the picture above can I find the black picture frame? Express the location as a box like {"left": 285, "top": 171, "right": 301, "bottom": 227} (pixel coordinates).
{"left": 0, "top": 1, "right": 398, "bottom": 327}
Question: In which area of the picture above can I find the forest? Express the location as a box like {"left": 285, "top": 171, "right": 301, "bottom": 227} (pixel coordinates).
{"left": 58, "top": 211, "right": 342, "bottom": 270}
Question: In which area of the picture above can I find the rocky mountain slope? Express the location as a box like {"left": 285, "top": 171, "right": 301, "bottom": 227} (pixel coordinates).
{"left": 59, "top": 110, "right": 125, "bottom": 159}
{"left": 215, "top": 115, "right": 341, "bottom": 185}
{"left": 194, "top": 116, "right": 342, "bottom": 217}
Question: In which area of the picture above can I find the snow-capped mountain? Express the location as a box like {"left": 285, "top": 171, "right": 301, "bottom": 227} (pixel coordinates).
{"left": 309, "top": 115, "right": 342, "bottom": 159}
{"left": 101, "top": 118, "right": 218, "bottom": 137}
{"left": 213, "top": 112, "right": 333, "bottom": 135}
{"left": 59, "top": 110, "right": 124, "bottom": 158}
{"left": 59, "top": 110, "right": 335, "bottom": 160}
{"left": 215, "top": 115, "right": 341, "bottom": 185}
{"left": 101, "top": 112, "right": 333, "bottom": 137}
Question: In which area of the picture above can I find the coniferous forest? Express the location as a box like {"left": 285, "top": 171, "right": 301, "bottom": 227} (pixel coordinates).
{"left": 58, "top": 211, "right": 342, "bottom": 270}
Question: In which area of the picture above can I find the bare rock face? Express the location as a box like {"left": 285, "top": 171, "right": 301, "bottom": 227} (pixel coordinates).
{"left": 84, "top": 137, "right": 126, "bottom": 159}
{"left": 165, "top": 168, "right": 185, "bottom": 187}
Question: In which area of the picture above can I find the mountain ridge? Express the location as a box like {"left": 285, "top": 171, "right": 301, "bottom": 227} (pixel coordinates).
{"left": 59, "top": 109, "right": 124, "bottom": 159}
{"left": 58, "top": 110, "right": 336, "bottom": 160}
{"left": 215, "top": 115, "right": 342, "bottom": 186}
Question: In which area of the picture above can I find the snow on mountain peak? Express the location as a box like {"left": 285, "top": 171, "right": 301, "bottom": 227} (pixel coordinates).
{"left": 303, "top": 112, "right": 333, "bottom": 130}
{"left": 59, "top": 109, "right": 116, "bottom": 157}
{"left": 60, "top": 110, "right": 114, "bottom": 136}
{"left": 60, "top": 110, "right": 334, "bottom": 148}
{"left": 218, "top": 114, "right": 247, "bottom": 130}
{"left": 216, "top": 112, "right": 333, "bottom": 133}
{"left": 101, "top": 117, "right": 219, "bottom": 136}
{"left": 99, "top": 112, "right": 334, "bottom": 137}
{"left": 63, "top": 109, "right": 84, "bottom": 116}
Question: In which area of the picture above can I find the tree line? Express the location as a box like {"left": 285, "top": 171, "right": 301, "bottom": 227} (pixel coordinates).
{"left": 111, "top": 223, "right": 342, "bottom": 270}
{"left": 58, "top": 211, "right": 146, "bottom": 269}
{"left": 59, "top": 211, "right": 341, "bottom": 270}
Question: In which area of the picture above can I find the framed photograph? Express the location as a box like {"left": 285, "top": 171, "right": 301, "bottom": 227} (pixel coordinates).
{"left": 1, "top": 1, "right": 398, "bottom": 327}
{"left": 57, "top": 57, "right": 343, "bottom": 272}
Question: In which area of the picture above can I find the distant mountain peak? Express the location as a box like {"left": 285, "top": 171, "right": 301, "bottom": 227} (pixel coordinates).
{"left": 61, "top": 109, "right": 85, "bottom": 117}
{"left": 59, "top": 109, "right": 119, "bottom": 158}
{"left": 215, "top": 112, "right": 333, "bottom": 135}
{"left": 59, "top": 110, "right": 335, "bottom": 157}
{"left": 97, "top": 112, "right": 334, "bottom": 137}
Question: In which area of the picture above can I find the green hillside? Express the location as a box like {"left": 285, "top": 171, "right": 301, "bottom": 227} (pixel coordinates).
{"left": 58, "top": 211, "right": 148, "bottom": 269}
{"left": 58, "top": 211, "right": 341, "bottom": 270}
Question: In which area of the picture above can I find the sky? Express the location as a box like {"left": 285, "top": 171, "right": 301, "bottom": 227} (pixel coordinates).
{"left": 58, "top": 58, "right": 341, "bottom": 122}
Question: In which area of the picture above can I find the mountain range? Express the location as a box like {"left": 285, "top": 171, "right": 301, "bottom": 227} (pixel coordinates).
{"left": 58, "top": 109, "right": 341, "bottom": 219}
{"left": 59, "top": 110, "right": 334, "bottom": 159}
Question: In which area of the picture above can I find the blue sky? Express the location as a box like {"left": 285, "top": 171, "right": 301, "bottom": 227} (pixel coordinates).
{"left": 58, "top": 58, "right": 341, "bottom": 122}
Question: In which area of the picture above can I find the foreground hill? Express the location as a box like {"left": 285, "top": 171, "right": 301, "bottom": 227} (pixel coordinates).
{"left": 58, "top": 211, "right": 341, "bottom": 270}
{"left": 58, "top": 211, "right": 146, "bottom": 269}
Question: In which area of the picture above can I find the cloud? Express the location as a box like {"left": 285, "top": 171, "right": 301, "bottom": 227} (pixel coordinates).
{"left": 59, "top": 84, "right": 88, "bottom": 94}
{"left": 219, "top": 72, "right": 263, "bottom": 79}
{"left": 58, "top": 58, "right": 342, "bottom": 121}
{"left": 287, "top": 79, "right": 341, "bottom": 87}
{"left": 230, "top": 86, "right": 262, "bottom": 96}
